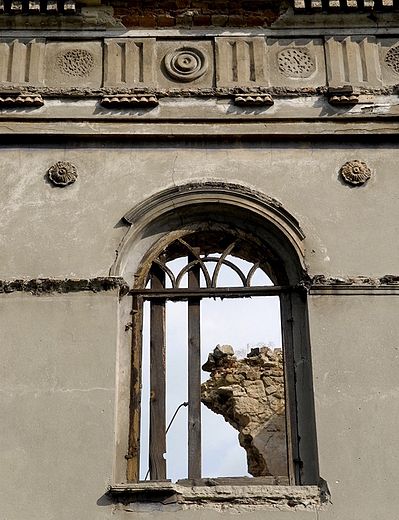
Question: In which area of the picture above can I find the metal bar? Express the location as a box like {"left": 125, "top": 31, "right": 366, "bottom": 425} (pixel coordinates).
{"left": 130, "top": 285, "right": 292, "bottom": 300}
{"left": 188, "top": 250, "right": 201, "bottom": 479}
{"left": 127, "top": 295, "right": 143, "bottom": 482}
{"left": 149, "top": 265, "right": 167, "bottom": 481}
{"left": 280, "top": 293, "right": 300, "bottom": 485}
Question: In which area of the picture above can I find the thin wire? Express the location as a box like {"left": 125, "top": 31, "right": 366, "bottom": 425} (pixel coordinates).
{"left": 144, "top": 401, "right": 189, "bottom": 481}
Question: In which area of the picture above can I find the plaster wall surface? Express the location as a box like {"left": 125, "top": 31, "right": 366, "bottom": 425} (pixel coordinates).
{"left": 0, "top": 291, "right": 118, "bottom": 520}
{"left": 309, "top": 294, "right": 399, "bottom": 520}
{"left": 1, "top": 137, "right": 398, "bottom": 519}
{"left": 0, "top": 139, "right": 397, "bottom": 280}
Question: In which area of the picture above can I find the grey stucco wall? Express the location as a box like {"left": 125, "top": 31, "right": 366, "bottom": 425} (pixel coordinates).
{"left": 1, "top": 139, "right": 398, "bottom": 519}
{"left": 0, "top": 292, "right": 118, "bottom": 520}
{"left": 1, "top": 140, "right": 396, "bottom": 279}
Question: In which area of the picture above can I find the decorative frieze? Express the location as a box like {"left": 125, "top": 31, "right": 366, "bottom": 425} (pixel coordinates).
{"left": 234, "top": 93, "right": 273, "bottom": 106}
{"left": 267, "top": 39, "right": 325, "bottom": 88}
{"left": 101, "top": 94, "right": 158, "bottom": 108}
{"left": 325, "top": 37, "right": 382, "bottom": 88}
{"left": 0, "top": 92, "right": 43, "bottom": 106}
{"left": 278, "top": 48, "right": 314, "bottom": 78}
{"left": 379, "top": 39, "right": 399, "bottom": 86}
{"left": 104, "top": 38, "right": 156, "bottom": 87}
{"left": 0, "top": 39, "right": 45, "bottom": 85}
{"left": 165, "top": 47, "right": 208, "bottom": 82}
{"left": 158, "top": 40, "right": 213, "bottom": 88}
{"left": 0, "top": 36, "right": 398, "bottom": 93}
{"left": 44, "top": 41, "right": 102, "bottom": 88}
{"left": 215, "top": 37, "right": 268, "bottom": 87}
{"left": 57, "top": 49, "right": 94, "bottom": 78}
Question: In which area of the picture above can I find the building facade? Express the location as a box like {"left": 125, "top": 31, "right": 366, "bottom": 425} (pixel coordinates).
{"left": 1, "top": 1, "right": 399, "bottom": 518}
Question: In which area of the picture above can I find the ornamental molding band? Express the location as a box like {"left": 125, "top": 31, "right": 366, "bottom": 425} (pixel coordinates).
{"left": 0, "top": 36, "right": 399, "bottom": 91}
{"left": 340, "top": 160, "right": 371, "bottom": 185}
{"left": 48, "top": 161, "right": 78, "bottom": 186}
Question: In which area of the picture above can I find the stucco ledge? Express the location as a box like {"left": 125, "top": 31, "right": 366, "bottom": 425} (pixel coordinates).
{"left": 107, "top": 479, "right": 330, "bottom": 511}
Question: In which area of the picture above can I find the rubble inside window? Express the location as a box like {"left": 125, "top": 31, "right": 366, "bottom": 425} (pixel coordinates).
{"left": 201, "top": 344, "right": 288, "bottom": 479}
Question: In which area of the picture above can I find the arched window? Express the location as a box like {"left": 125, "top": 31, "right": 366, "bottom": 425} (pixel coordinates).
{"left": 112, "top": 183, "right": 318, "bottom": 492}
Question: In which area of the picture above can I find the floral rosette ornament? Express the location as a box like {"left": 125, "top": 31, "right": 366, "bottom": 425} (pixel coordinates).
{"left": 48, "top": 161, "right": 78, "bottom": 186}
{"left": 340, "top": 160, "right": 371, "bottom": 186}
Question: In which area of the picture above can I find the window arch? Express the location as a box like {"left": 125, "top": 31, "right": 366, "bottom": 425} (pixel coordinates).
{"left": 112, "top": 183, "right": 318, "bottom": 488}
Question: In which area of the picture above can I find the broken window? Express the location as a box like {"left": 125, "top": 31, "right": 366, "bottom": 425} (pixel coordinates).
{"left": 126, "top": 226, "right": 302, "bottom": 485}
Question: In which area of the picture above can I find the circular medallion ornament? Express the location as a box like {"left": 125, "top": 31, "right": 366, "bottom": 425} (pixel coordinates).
{"left": 340, "top": 160, "right": 371, "bottom": 186}
{"left": 165, "top": 48, "right": 208, "bottom": 82}
{"left": 278, "top": 48, "right": 315, "bottom": 78}
{"left": 385, "top": 46, "right": 399, "bottom": 75}
{"left": 57, "top": 49, "right": 94, "bottom": 78}
{"left": 48, "top": 161, "right": 78, "bottom": 186}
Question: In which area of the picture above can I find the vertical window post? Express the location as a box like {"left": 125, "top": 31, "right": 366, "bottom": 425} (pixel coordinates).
{"left": 149, "top": 264, "right": 167, "bottom": 480}
{"left": 188, "top": 250, "right": 201, "bottom": 479}
{"left": 127, "top": 294, "right": 143, "bottom": 482}
{"left": 280, "top": 292, "right": 300, "bottom": 485}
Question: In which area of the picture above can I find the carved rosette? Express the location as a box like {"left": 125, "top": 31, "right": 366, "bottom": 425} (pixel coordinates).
{"left": 278, "top": 48, "right": 315, "bottom": 78}
{"left": 165, "top": 47, "right": 208, "bottom": 82}
{"left": 57, "top": 49, "right": 94, "bottom": 78}
{"left": 48, "top": 161, "right": 78, "bottom": 186}
{"left": 385, "top": 45, "right": 399, "bottom": 75}
{"left": 340, "top": 160, "right": 371, "bottom": 185}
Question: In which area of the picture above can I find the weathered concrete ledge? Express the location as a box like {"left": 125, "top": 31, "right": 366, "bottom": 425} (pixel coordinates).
{"left": 0, "top": 277, "right": 129, "bottom": 296}
{"left": 108, "top": 479, "right": 329, "bottom": 510}
{"left": 308, "top": 275, "right": 399, "bottom": 295}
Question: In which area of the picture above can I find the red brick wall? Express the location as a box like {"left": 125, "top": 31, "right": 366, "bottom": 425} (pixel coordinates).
{"left": 105, "top": 0, "right": 287, "bottom": 28}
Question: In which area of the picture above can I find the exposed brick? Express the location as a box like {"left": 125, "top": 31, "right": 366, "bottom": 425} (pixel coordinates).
{"left": 263, "top": 8, "right": 280, "bottom": 25}
{"left": 242, "top": 1, "right": 260, "bottom": 10}
{"left": 175, "top": 0, "right": 191, "bottom": 7}
{"left": 121, "top": 14, "right": 140, "bottom": 26}
{"left": 157, "top": 13, "right": 175, "bottom": 26}
{"left": 159, "top": 1, "right": 177, "bottom": 8}
{"left": 228, "top": 14, "right": 247, "bottom": 25}
{"left": 193, "top": 13, "right": 211, "bottom": 24}
{"left": 125, "top": 0, "right": 142, "bottom": 7}
{"left": 247, "top": 14, "right": 265, "bottom": 25}
{"left": 192, "top": 0, "right": 210, "bottom": 7}
{"left": 139, "top": 13, "right": 156, "bottom": 25}
{"left": 176, "top": 12, "right": 193, "bottom": 25}
{"left": 211, "top": 13, "right": 228, "bottom": 25}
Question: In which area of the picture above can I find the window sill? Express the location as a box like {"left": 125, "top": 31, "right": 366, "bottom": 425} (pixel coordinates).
{"left": 107, "top": 477, "right": 329, "bottom": 511}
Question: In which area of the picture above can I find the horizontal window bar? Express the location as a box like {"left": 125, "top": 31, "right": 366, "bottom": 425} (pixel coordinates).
{"left": 130, "top": 285, "right": 292, "bottom": 300}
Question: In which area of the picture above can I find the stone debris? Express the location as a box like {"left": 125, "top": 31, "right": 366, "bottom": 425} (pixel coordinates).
{"left": 201, "top": 345, "right": 287, "bottom": 477}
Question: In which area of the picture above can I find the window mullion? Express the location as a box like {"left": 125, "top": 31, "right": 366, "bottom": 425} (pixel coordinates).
{"left": 127, "top": 294, "right": 143, "bottom": 482}
{"left": 280, "top": 292, "right": 300, "bottom": 485}
{"left": 188, "top": 251, "right": 201, "bottom": 479}
{"left": 149, "top": 265, "right": 167, "bottom": 480}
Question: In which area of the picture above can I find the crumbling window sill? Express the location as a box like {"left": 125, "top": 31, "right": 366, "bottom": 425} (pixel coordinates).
{"left": 107, "top": 477, "right": 327, "bottom": 510}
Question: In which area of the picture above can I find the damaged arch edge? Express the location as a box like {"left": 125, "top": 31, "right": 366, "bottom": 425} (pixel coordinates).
{"left": 111, "top": 182, "right": 306, "bottom": 279}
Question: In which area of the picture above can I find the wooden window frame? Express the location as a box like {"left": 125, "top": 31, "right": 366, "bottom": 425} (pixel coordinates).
{"left": 126, "top": 234, "right": 301, "bottom": 486}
